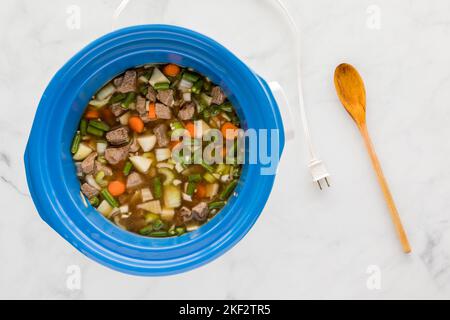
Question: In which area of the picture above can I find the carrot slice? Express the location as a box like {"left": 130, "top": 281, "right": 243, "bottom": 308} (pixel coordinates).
{"left": 221, "top": 122, "right": 239, "bottom": 140}
{"left": 84, "top": 109, "right": 100, "bottom": 120}
{"left": 108, "top": 181, "right": 126, "bottom": 197}
{"left": 163, "top": 64, "right": 181, "bottom": 77}
{"left": 148, "top": 103, "right": 156, "bottom": 120}
{"left": 185, "top": 122, "right": 195, "bottom": 138}
{"left": 195, "top": 183, "right": 207, "bottom": 199}
{"left": 128, "top": 116, "right": 145, "bottom": 133}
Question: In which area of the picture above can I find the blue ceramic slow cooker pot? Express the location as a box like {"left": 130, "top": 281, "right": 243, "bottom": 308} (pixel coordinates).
{"left": 24, "top": 25, "right": 285, "bottom": 276}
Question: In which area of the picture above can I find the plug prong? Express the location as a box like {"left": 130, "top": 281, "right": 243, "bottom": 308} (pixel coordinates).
{"left": 317, "top": 180, "right": 322, "bottom": 190}
{"left": 325, "top": 177, "right": 330, "bottom": 187}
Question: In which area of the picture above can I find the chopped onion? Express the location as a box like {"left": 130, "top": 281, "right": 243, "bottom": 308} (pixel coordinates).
{"left": 149, "top": 68, "right": 170, "bottom": 87}
{"left": 141, "top": 188, "right": 153, "bottom": 202}
{"left": 156, "top": 162, "right": 175, "bottom": 170}
{"left": 175, "top": 162, "right": 184, "bottom": 173}
{"left": 155, "top": 148, "right": 171, "bottom": 162}
{"left": 89, "top": 98, "right": 110, "bottom": 108}
{"left": 137, "top": 200, "right": 162, "bottom": 214}
{"left": 183, "top": 92, "right": 192, "bottom": 102}
{"left": 73, "top": 143, "right": 93, "bottom": 161}
{"left": 96, "top": 141, "right": 108, "bottom": 155}
{"left": 182, "top": 193, "right": 192, "bottom": 202}
{"left": 186, "top": 223, "right": 200, "bottom": 232}
{"left": 98, "top": 200, "right": 113, "bottom": 217}
{"left": 205, "top": 183, "right": 219, "bottom": 198}
{"left": 164, "top": 185, "right": 182, "bottom": 208}
{"left": 129, "top": 156, "right": 152, "bottom": 174}
{"left": 96, "top": 83, "right": 116, "bottom": 100}
{"left": 80, "top": 191, "right": 88, "bottom": 208}
{"left": 220, "top": 175, "right": 232, "bottom": 183}
{"left": 119, "top": 205, "right": 129, "bottom": 214}
{"left": 178, "top": 79, "right": 193, "bottom": 90}
{"left": 161, "top": 207, "right": 175, "bottom": 222}
{"left": 137, "top": 134, "right": 157, "bottom": 152}
{"left": 119, "top": 112, "right": 130, "bottom": 126}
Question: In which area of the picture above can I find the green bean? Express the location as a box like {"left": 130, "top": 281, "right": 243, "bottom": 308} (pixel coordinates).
{"left": 139, "top": 85, "right": 148, "bottom": 96}
{"left": 101, "top": 189, "right": 119, "bottom": 208}
{"left": 149, "top": 231, "right": 169, "bottom": 237}
{"left": 203, "top": 172, "right": 216, "bottom": 184}
{"left": 210, "top": 106, "right": 221, "bottom": 117}
{"left": 123, "top": 161, "right": 133, "bottom": 176}
{"left": 89, "top": 196, "right": 100, "bottom": 207}
{"left": 188, "top": 174, "right": 202, "bottom": 183}
{"left": 153, "top": 177, "right": 162, "bottom": 199}
{"left": 153, "top": 82, "right": 170, "bottom": 91}
{"left": 121, "top": 92, "right": 136, "bottom": 109}
{"left": 71, "top": 131, "right": 81, "bottom": 154}
{"left": 186, "top": 182, "right": 197, "bottom": 196}
{"left": 87, "top": 125, "right": 104, "bottom": 137}
{"left": 175, "top": 227, "right": 186, "bottom": 236}
{"left": 219, "top": 180, "right": 238, "bottom": 201}
{"left": 152, "top": 219, "right": 165, "bottom": 231}
{"left": 208, "top": 201, "right": 226, "bottom": 210}
{"left": 89, "top": 120, "right": 110, "bottom": 132}
{"left": 201, "top": 162, "right": 215, "bottom": 173}
{"left": 220, "top": 103, "right": 233, "bottom": 113}
{"left": 109, "top": 92, "right": 126, "bottom": 104}
{"left": 182, "top": 72, "right": 200, "bottom": 83}
{"left": 203, "top": 80, "right": 212, "bottom": 92}
{"left": 80, "top": 119, "right": 87, "bottom": 136}
{"left": 191, "top": 79, "right": 204, "bottom": 94}
{"left": 202, "top": 109, "right": 211, "bottom": 120}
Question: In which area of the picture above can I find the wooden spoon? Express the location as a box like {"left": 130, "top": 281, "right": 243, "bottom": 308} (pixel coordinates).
{"left": 334, "top": 63, "right": 411, "bottom": 253}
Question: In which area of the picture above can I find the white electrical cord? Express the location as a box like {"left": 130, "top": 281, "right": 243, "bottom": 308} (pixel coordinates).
{"left": 274, "top": 0, "right": 330, "bottom": 189}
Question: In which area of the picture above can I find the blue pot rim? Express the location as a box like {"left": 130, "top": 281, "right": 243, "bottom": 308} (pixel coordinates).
{"left": 24, "top": 24, "right": 285, "bottom": 276}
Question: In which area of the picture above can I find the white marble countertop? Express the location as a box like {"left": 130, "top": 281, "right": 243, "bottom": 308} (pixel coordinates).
{"left": 1, "top": 0, "right": 450, "bottom": 299}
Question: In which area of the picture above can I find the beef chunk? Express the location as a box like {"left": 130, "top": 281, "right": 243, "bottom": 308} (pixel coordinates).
{"left": 126, "top": 172, "right": 145, "bottom": 190}
{"left": 94, "top": 161, "right": 113, "bottom": 176}
{"left": 177, "top": 102, "right": 195, "bottom": 120}
{"left": 156, "top": 89, "right": 174, "bottom": 107}
{"left": 117, "top": 70, "right": 137, "bottom": 93}
{"left": 110, "top": 103, "right": 126, "bottom": 117}
{"left": 136, "top": 95, "right": 147, "bottom": 116}
{"left": 155, "top": 103, "right": 172, "bottom": 120}
{"left": 211, "top": 86, "right": 226, "bottom": 105}
{"left": 153, "top": 123, "right": 170, "bottom": 147}
{"left": 81, "top": 152, "right": 97, "bottom": 174}
{"left": 106, "top": 127, "right": 129, "bottom": 146}
{"left": 146, "top": 86, "right": 157, "bottom": 102}
{"left": 179, "top": 207, "right": 193, "bottom": 223}
{"left": 81, "top": 183, "right": 99, "bottom": 199}
{"left": 192, "top": 202, "right": 209, "bottom": 221}
{"left": 105, "top": 145, "right": 129, "bottom": 165}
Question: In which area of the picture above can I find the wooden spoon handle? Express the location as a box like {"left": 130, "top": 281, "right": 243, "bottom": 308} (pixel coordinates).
{"left": 359, "top": 124, "right": 411, "bottom": 253}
